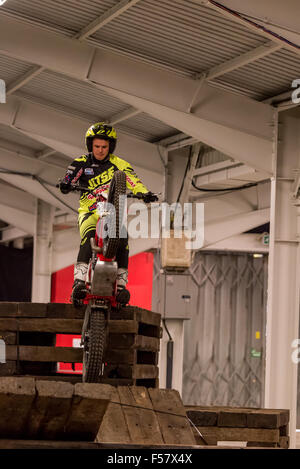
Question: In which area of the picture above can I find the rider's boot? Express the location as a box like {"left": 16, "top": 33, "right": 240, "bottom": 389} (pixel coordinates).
{"left": 71, "top": 262, "right": 88, "bottom": 305}
{"left": 116, "top": 268, "right": 130, "bottom": 305}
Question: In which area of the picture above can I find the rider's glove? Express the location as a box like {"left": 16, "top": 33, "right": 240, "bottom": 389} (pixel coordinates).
{"left": 59, "top": 181, "right": 72, "bottom": 194}
{"left": 142, "top": 191, "right": 158, "bottom": 203}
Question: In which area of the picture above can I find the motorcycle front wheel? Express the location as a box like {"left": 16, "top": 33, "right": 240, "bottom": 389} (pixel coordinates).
{"left": 82, "top": 306, "right": 106, "bottom": 383}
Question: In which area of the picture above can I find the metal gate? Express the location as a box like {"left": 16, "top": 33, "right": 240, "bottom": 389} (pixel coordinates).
{"left": 153, "top": 251, "right": 268, "bottom": 407}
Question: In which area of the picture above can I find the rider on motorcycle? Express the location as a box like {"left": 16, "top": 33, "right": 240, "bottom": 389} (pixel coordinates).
{"left": 59, "top": 122, "right": 157, "bottom": 305}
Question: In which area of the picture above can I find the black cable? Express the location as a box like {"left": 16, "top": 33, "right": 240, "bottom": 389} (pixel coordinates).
{"left": 33, "top": 175, "right": 78, "bottom": 214}
{"left": 0, "top": 168, "right": 78, "bottom": 214}
{"left": 162, "top": 318, "right": 172, "bottom": 341}
{"left": 176, "top": 146, "right": 193, "bottom": 204}
{"left": 209, "top": 0, "right": 300, "bottom": 51}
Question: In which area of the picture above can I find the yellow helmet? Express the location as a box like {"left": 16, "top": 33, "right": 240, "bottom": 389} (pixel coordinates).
{"left": 85, "top": 122, "right": 117, "bottom": 153}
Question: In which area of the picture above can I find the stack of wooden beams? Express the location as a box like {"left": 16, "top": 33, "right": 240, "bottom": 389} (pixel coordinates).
{"left": 0, "top": 302, "right": 161, "bottom": 387}
{"left": 0, "top": 376, "right": 111, "bottom": 442}
{"left": 186, "top": 405, "right": 290, "bottom": 448}
{"left": 0, "top": 377, "right": 198, "bottom": 449}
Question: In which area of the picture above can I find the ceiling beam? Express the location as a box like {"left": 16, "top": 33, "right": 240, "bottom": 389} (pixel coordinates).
{"left": 201, "top": 233, "right": 269, "bottom": 253}
{"left": 0, "top": 202, "right": 35, "bottom": 234}
{"left": 0, "top": 95, "right": 164, "bottom": 179}
{"left": 200, "top": 41, "right": 282, "bottom": 80}
{"left": 6, "top": 65, "right": 45, "bottom": 95}
{"left": 36, "top": 147, "right": 57, "bottom": 160}
{"left": 10, "top": 91, "right": 163, "bottom": 172}
{"left": 0, "top": 15, "right": 274, "bottom": 172}
{"left": 74, "top": 0, "right": 142, "bottom": 41}
{"left": 0, "top": 145, "right": 79, "bottom": 213}
{"left": 0, "top": 226, "right": 28, "bottom": 243}
{"left": 0, "top": 137, "right": 37, "bottom": 158}
{"left": 107, "top": 106, "right": 142, "bottom": 125}
{"left": 0, "top": 172, "right": 78, "bottom": 214}
{"left": 156, "top": 132, "right": 199, "bottom": 150}
{"left": 0, "top": 181, "right": 35, "bottom": 214}
{"left": 91, "top": 82, "right": 274, "bottom": 174}
{"left": 202, "top": 207, "right": 270, "bottom": 249}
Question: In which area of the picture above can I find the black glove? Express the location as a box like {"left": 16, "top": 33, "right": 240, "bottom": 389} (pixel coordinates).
{"left": 59, "top": 181, "right": 72, "bottom": 194}
{"left": 142, "top": 191, "right": 158, "bottom": 203}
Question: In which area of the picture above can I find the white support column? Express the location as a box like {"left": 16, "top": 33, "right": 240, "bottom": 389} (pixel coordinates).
{"left": 265, "top": 110, "right": 300, "bottom": 448}
{"left": 31, "top": 199, "right": 55, "bottom": 303}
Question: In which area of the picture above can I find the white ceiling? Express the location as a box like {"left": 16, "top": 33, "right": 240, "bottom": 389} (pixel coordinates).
{"left": 0, "top": 0, "right": 299, "bottom": 243}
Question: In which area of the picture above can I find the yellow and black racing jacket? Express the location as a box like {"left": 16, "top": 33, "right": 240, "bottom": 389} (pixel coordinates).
{"left": 62, "top": 153, "right": 149, "bottom": 213}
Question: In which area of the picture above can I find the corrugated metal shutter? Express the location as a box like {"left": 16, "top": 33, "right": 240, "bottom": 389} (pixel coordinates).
{"left": 152, "top": 251, "right": 267, "bottom": 407}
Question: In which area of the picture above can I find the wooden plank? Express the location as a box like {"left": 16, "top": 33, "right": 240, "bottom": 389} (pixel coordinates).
{"left": 218, "top": 409, "right": 248, "bottom": 427}
{"left": 108, "top": 320, "right": 138, "bottom": 334}
{"left": 104, "top": 364, "right": 158, "bottom": 380}
{"left": 186, "top": 406, "right": 290, "bottom": 430}
{"left": 133, "top": 365, "right": 158, "bottom": 379}
{"left": 148, "top": 388, "right": 196, "bottom": 445}
{"left": 185, "top": 407, "right": 218, "bottom": 426}
{"left": 135, "top": 309, "right": 161, "bottom": 327}
{"left": 0, "top": 303, "right": 18, "bottom": 316}
{"left": 108, "top": 334, "right": 160, "bottom": 351}
{"left": 0, "top": 302, "right": 46, "bottom": 318}
{"left": 135, "top": 336, "right": 160, "bottom": 351}
{"left": 0, "top": 377, "right": 36, "bottom": 437}
{"left": 18, "top": 303, "right": 47, "bottom": 316}
{"left": 247, "top": 409, "right": 289, "bottom": 429}
{"left": 46, "top": 303, "right": 85, "bottom": 319}
{"left": 26, "top": 380, "right": 74, "bottom": 439}
{"left": 197, "top": 426, "right": 280, "bottom": 445}
{"left": 111, "top": 306, "right": 161, "bottom": 326}
{"left": 116, "top": 386, "right": 164, "bottom": 445}
{"left": 63, "top": 383, "right": 112, "bottom": 441}
{"left": 0, "top": 439, "right": 206, "bottom": 449}
{"left": 0, "top": 318, "right": 83, "bottom": 334}
{"left": 96, "top": 386, "right": 131, "bottom": 444}
{"left": 6, "top": 345, "right": 83, "bottom": 363}
{"left": 246, "top": 441, "right": 278, "bottom": 448}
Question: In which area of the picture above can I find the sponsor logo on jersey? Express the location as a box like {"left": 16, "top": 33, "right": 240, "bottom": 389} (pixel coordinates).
{"left": 88, "top": 166, "right": 115, "bottom": 189}
{"left": 84, "top": 168, "right": 94, "bottom": 175}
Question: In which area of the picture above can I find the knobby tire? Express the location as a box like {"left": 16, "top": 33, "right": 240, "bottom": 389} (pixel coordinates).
{"left": 82, "top": 308, "right": 106, "bottom": 383}
{"left": 102, "top": 170, "right": 127, "bottom": 259}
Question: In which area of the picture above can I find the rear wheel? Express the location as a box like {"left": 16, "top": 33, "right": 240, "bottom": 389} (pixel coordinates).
{"left": 82, "top": 307, "right": 106, "bottom": 383}
{"left": 102, "top": 170, "right": 127, "bottom": 259}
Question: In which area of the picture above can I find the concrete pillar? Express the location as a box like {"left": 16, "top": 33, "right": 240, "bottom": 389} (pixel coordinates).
{"left": 31, "top": 199, "right": 55, "bottom": 302}
{"left": 265, "top": 109, "right": 300, "bottom": 448}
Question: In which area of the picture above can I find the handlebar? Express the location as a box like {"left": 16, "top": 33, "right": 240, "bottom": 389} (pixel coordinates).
{"left": 56, "top": 181, "right": 159, "bottom": 201}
